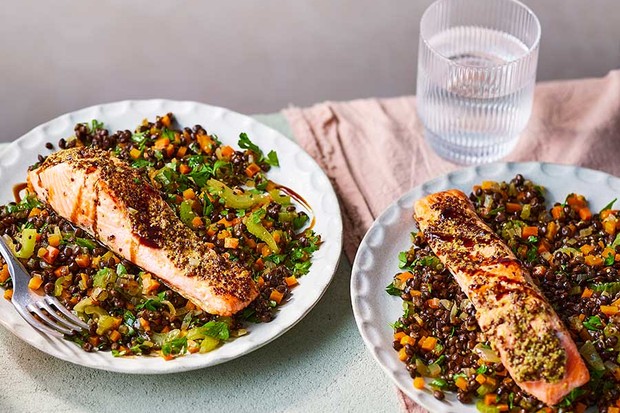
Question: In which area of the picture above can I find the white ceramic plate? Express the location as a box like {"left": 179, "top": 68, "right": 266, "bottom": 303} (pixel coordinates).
{"left": 351, "top": 162, "right": 620, "bottom": 413}
{"left": 0, "top": 100, "right": 342, "bottom": 373}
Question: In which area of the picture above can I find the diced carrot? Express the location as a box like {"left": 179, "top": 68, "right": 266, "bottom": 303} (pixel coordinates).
{"left": 398, "top": 347, "right": 408, "bottom": 361}
{"left": 42, "top": 245, "right": 59, "bottom": 264}
{"left": 284, "top": 275, "right": 298, "bottom": 287}
{"left": 80, "top": 273, "right": 89, "bottom": 290}
{"left": 37, "top": 247, "right": 47, "bottom": 258}
{"left": 179, "top": 164, "right": 191, "bottom": 174}
{"left": 88, "top": 336, "right": 101, "bottom": 347}
{"left": 0, "top": 264, "right": 9, "bottom": 283}
{"left": 505, "top": 203, "right": 522, "bottom": 213}
{"left": 394, "top": 331, "right": 407, "bottom": 341}
{"left": 197, "top": 134, "right": 214, "bottom": 154}
{"left": 485, "top": 376, "right": 497, "bottom": 387}
{"left": 261, "top": 244, "right": 271, "bottom": 257}
{"left": 484, "top": 393, "right": 497, "bottom": 405}
{"left": 75, "top": 254, "right": 91, "bottom": 268}
{"left": 579, "top": 313, "right": 586, "bottom": 321}
{"left": 426, "top": 298, "right": 440, "bottom": 309}
{"left": 475, "top": 374, "right": 487, "bottom": 385}
{"left": 579, "top": 207, "right": 592, "bottom": 221}
{"left": 580, "top": 244, "right": 595, "bottom": 255}
{"left": 397, "top": 272, "right": 414, "bottom": 283}
{"left": 601, "top": 305, "right": 619, "bottom": 316}
{"left": 153, "top": 137, "right": 170, "bottom": 150}
{"left": 47, "top": 233, "right": 62, "bottom": 247}
{"left": 54, "top": 266, "right": 69, "bottom": 278}
{"left": 609, "top": 407, "right": 620, "bottom": 413}
{"left": 455, "top": 376, "right": 468, "bottom": 391}
{"left": 217, "top": 217, "right": 234, "bottom": 227}
{"left": 585, "top": 255, "right": 603, "bottom": 267}
{"left": 191, "top": 216, "right": 204, "bottom": 228}
{"left": 254, "top": 258, "right": 265, "bottom": 272}
{"left": 176, "top": 146, "right": 187, "bottom": 157}
{"left": 413, "top": 377, "right": 425, "bottom": 389}
{"left": 269, "top": 289, "right": 284, "bottom": 304}
{"left": 582, "top": 287, "right": 593, "bottom": 298}
{"left": 162, "top": 353, "right": 175, "bottom": 361}
{"left": 604, "top": 219, "right": 618, "bottom": 236}
{"left": 567, "top": 194, "right": 587, "bottom": 209}
{"left": 400, "top": 336, "right": 416, "bottom": 346}
{"left": 129, "top": 148, "right": 142, "bottom": 159}
{"left": 165, "top": 144, "right": 175, "bottom": 158}
{"left": 257, "top": 275, "right": 265, "bottom": 287}
{"left": 497, "top": 404, "right": 509, "bottom": 412}
{"left": 187, "top": 340, "right": 200, "bottom": 354}
{"left": 220, "top": 145, "right": 234, "bottom": 159}
{"left": 245, "top": 163, "right": 261, "bottom": 177}
{"left": 601, "top": 209, "right": 616, "bottom": 220}
{"left": 573, "top": 403, "right": 587, "bottom": 413}
{"left": 551, "top": 205, "right": 564, "bottom": 220}
{"left": 481, "top": 181, "right": 497, "bottom": 190}
{"left": 410, "top": 290, "right": 422, "bottom": 297}
{"left": 537, "top": 239, "right": 550, "bottom": 253}
{"left": 28, "top": 207, "right": 42, "bottom": 218}
{"left": 139, "top": 317, "right": 151, "bottom": 332}
{"left": 108, "top": 330, "right": 121, "bottom": 342}
{"left": 4, "top": 289, "right": 13, "bottom": 300}
{"left": 224, "top": 237, "right": 239, "bottom": 249}
{"left": 28, "top": 275, "right": 43, "bottom": 290}
{"left": 522, "top": 226, "right": 539, "bottom": 238}
{"left": 160, "top": 114, "right": 171, "bottom": 127}
{"left": 603, "top": 247, "right": 616, "bottom": 261}
{"left": 421, "top": 336, "right": 437, "bottom": 351}
{"left": 546, "top": 221, "right": 558, "bottom": 240}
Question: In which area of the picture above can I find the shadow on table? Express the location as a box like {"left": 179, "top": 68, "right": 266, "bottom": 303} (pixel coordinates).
{"left": 3, "top": 254, "right": 367, "bottom": 413}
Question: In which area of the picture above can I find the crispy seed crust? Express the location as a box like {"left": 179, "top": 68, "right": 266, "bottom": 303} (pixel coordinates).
{"left": 34, "top": 147, "right": 257, "bottom": 305}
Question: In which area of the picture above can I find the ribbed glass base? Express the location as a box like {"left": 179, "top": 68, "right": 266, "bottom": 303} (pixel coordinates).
{"left": 424, "top": 128, "right": 520, "bottom": 165}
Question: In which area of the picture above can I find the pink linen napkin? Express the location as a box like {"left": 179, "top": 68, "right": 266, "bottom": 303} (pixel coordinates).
{"left": 283, "top": 70, "right": 620, "bottom": 412}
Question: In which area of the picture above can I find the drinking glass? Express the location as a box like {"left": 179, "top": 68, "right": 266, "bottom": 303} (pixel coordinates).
{"left": 416, "top": 0, "right": 541, "bottom": 164}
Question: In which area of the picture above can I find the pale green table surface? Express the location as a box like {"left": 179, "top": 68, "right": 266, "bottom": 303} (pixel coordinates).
{"left": 0, "top": 114, "right": 399, "bottom": 413}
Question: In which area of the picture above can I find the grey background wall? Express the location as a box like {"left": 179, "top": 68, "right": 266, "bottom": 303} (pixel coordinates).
{"left": 1, "top": 0, "right": 619, "bottom": 142}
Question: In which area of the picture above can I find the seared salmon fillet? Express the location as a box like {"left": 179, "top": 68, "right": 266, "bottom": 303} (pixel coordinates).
{"left": 413, "top": 189, "right": 589, "bottom": 406}
{"left": 27, "top": 147, "right": 258, "bottom": 316}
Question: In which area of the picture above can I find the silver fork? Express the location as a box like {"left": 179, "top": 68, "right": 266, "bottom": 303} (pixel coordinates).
{"left": 0, "top": 235, "right": 89, "bottom": 337}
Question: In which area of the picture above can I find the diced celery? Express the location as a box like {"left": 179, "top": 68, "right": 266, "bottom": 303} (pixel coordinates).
{"left": 244, "top": 210, "right": 279, "bottom": 253}
{"left": 96, "top": 315, "right": 120, "bottom": 335}
{"left": 179, "top": 200, "right": 196, "bottom": 227}
{"left": 14, "top": 228, "right": 37, "bottom": 259}
{"left": 268, "top": 189, "right": 291, "bottom": 205}
{"left": 207, "top": 179, "right": 265, "bottom": 209}
{"left": 54, "top": 276, "right": 65, "bottom": 297}
{"left": 199, "top": 336, "right": 220, "bottom": 353}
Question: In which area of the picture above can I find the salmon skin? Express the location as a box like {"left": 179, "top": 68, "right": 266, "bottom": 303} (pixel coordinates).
{"left": 27, "top": 147, "right": 258, "bottom": 316}
{"left": 413, "top": 189, "right": 589, "bottom": 406}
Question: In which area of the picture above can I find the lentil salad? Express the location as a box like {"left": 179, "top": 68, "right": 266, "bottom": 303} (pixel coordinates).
{"left": 388, "top": 175, "right": 620, "bottom": 412}
{"left": 0, "top": 114, "right": 321, "bottom": 358}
